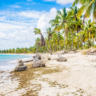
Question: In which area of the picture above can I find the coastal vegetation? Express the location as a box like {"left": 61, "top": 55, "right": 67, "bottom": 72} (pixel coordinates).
{"left": 1, "top": 0, "right": 96, "bottom": 54}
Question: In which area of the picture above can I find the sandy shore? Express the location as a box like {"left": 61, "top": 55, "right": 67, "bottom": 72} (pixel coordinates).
{"left": 0, "top": 51, "right": 96, "bottom": 96}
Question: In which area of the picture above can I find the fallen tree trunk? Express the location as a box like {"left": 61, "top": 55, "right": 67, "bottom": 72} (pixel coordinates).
{"left": 23, "top": 59, "right": 33, "bottom": 63}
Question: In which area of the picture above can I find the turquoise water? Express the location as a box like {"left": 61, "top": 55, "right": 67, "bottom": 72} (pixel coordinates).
{"left": 0, "top": 54, "right": 32, "bottom": 71}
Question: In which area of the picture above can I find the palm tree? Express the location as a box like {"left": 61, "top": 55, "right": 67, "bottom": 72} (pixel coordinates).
{"left": 57, "top": 8, "right": 68, "bottom": 51}
{"left": 79, "top": 19, "right": 96, "bottom": 48}
{"left": 67, "top": 6, "right": 83, "bottom": 50}
{"left": 50, "top": 15, "right": 61, "bottom": 51}
{"left": 46, "top": 27, "right": 53, "bottom": 53}
{"left": 35, "top": 38, "right": 41, "bottom": 52}
{"left": 34, "top": 28, "right": 52, "bottom": 54}
{"left": 34, "top": 28, "right": 45, "bottom": 46}
{"left": 73, "top": 0, "right": 96, "bottom": 21}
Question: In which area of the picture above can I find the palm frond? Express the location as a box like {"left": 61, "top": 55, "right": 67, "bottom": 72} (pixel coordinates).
{"left": 77, "top": 4, "right": 87, "bottom": 17}
{"left": 34, "top": 28, "right": 41, "bottom": 35}
{"left": 85, "top": 0, "right": 95, "bottom": 18}
{"left": 73, "top": 0, "right": 79, "bottom": 6}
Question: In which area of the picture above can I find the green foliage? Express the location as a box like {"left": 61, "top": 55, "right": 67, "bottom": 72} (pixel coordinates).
{"left": 73, "top": 0, "right": 96, "bottom": 21}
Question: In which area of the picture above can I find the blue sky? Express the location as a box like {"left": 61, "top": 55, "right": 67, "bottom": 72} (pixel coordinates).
{"left": 0, "top": 0, "right": 75, "bottom": 50}
{"left": 0, "top": 0, "right": 72, "bottom": 11}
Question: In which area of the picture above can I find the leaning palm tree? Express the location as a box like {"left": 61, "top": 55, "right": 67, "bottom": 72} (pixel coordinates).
{"left": 34, "top": 28, "right": 45, "bottom": 46}
{"left": 73, "top": 0, "right": 96, "bottom": 21}
{"left": 34, "top": 28, "right": 52, "bottom": 54}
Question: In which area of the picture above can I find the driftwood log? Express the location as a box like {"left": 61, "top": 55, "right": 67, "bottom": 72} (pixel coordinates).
{"left": 33, "top": 53, "right": 41, "bottom": 60}
{"left": 57, "top": 54, "right": 67, "bottom": 62}
{"left": 18, "top": 59, "right": 24, "bottom": 66}
{"left": 32, "top": 60, "right": 46, "bottom": 68}
{"left": 14, "top": 65, "right": 27, "bottom": 72}
{"left": 32, "top": 55, "right": 46, "bottom": 68}
{"left": 23, "top": 59, "right": 33, "bottom": 63}
{"left": 14, "top": 59, "right": 28, "bottom": 72}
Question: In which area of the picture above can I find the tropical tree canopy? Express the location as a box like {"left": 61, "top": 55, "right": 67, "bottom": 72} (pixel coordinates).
{"left": 73, "top": 0, "right": 96, "bottom": 21}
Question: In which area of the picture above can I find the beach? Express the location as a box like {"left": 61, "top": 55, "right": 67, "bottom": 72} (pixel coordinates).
{"left": 0, "top": 54, "right": 33, "bottom": 89}
{"left": 0, "top": 51, "right": 96, "bottom": 96}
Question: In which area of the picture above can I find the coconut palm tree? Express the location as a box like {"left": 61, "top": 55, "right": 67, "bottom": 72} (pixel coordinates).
{"left": 67, "top": 6, "right": 83, "bottom": 49}
{"left": 78, "top": 19, "right": 96, "bottom": 48}
{"left": 73, "top": 0, "right": 96, "bottom": 21}
{"left": 50, "top": 15, "right": 61, "bottom": 51}
{"left": 34, "top": 28, "right": 52, "bottom": 54}
{"left": 35, "top": 38, "right": 41, "bottom": 52}
{"left": 57, "top": 8, "right": 68, "bottom": 51}
{"left": 34, "top": 28, "right": 45, "bottom": 46}
{"left": 46, "top": 27, "right": 54, "bottom": 53}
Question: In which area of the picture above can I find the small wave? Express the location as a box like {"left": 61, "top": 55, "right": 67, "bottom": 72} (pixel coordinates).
{"left": 7, "top": 57, "right": 32, "bottom": 64}
{"left": 22, "top": 57, "right": 32, "bottom": 61}
{"left": 0, "top": 65, "right": 16, "bottom": 71}
{"left": 7, "top": 60, "right": 17, "bottom": 64}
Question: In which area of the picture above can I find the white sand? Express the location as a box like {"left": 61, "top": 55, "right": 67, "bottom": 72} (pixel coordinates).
{"left": 0, "top": 52, "right": 96, "bottom": 96}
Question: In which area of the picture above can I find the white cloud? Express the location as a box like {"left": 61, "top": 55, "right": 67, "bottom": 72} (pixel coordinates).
{"left": 56, "top": 0, "right": 75, "bottom": 5}
{"left": 0, "top": 27, "right": 37, "bottom": 50}
{"left": 19, "top": 11, "right": 45, "bottom": 19}
{"left": 0, "top": 23, "right": 26, "bottom": 30}
{"left": 37, "top": 8, "right": 57, "bottom": 32}
{"left": 10, "top": 5, "right": 21, "bottom": 8}
{"left": 66, "top": 8, "right": 70, "bottom": 12}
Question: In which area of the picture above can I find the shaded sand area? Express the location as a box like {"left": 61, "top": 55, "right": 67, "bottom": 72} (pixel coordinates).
{"left": 0, "top": 51, "right": 96, "bottom": 96}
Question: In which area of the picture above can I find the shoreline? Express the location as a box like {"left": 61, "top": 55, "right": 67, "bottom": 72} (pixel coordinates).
{"left": 0, "top": 54, "right": 34, "bottom": 88}
{"left": 1, "top": 51, "right": 96, "bottom": 95}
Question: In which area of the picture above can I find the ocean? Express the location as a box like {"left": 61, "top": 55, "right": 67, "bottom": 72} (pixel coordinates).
{"left": 0, "top": 54, "right": 32, "bottom": 71}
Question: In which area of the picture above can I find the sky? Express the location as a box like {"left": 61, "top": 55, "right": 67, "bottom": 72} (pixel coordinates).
{"left": 0, "top": 0, "right": 75, "bottom": 50}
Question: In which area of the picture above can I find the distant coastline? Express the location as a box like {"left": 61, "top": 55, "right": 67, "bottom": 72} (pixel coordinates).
{"left": 0, "top": 53, "right": 34, "bottom": 55}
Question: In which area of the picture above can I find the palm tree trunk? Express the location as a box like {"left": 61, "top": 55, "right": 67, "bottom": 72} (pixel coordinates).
{"left": 83, "top": 15, "right": 85, "bottom": 24}
{"left": 88, "top": 32, "right": 90, "bottom": 48}
{"left": 89, "top": 32, "right": 91, "bottom": 47}
{"left": 77, "top": 31, "right": 79, "bottom": 50}
{"left": 63, "top": 28, "right": 65, "bottom": 51}
{"left": 49, "top": 40, "right": 52, "bottom": 54}
{"left": 67, "top": 32, "right": 68, "bottom": 50}
{"left": 36, "top": 44, "right": 38, "bottom": 53}
{"left": 58, "top": 32, "right": 61, "bottom": 51}
{"left": 92, "top": 36, "right": 94, "bottom": 47}
{"left": 45, "top": 41, "right": 52, "bottom": 55}
{"left": 80, "top": 33, "right": 82, "bottom": 50}
{"left": 41, "top": 34, "right": 52, "bottom": 55}
{"left": 71, "top": 32, "right": 73, "bottom": 51}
